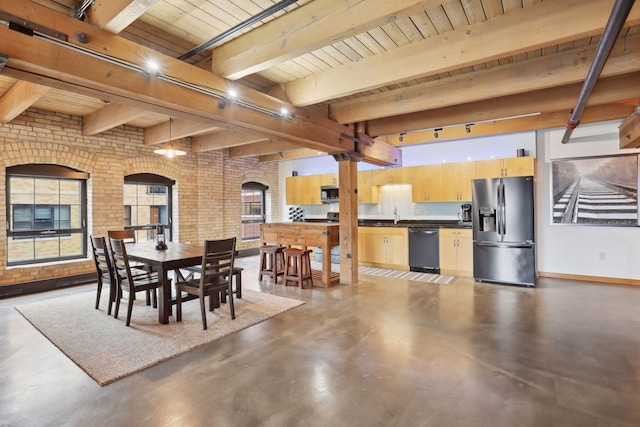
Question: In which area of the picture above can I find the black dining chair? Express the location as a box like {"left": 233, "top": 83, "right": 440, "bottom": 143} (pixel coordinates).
{"left": 109, "top": 237, "right": 162, "bottom": 326}
{"left": 90, "top": 236, "right": 116, "bottom": 315}
{"left": 175, "top": 237, "right": 237, "bottom": 330}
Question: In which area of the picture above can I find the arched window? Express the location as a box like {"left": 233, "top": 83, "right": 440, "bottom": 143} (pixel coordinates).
{"left": 6, "top": 164, "right": 88, "bottom": 265}
{"left": 123, "top": 173, "right": 174, "bottom": 242}
{"left": 241, "top": 182, "right": 268, "bottom": 240}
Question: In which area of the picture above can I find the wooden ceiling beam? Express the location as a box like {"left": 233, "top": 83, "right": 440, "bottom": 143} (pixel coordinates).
{"left": 229, "top": 140, "right": 304, "bottom": 158}
{"left": 385, "top": 103, "right": 635, "bottom": 146}
{"left": 0, "top": 80, "right": 49, "bottom": 123}
{"left": 144, "top": 118, "right": 223, "bottom": 145}
{"left": 211, "top": 0, "right": 447, "bottom": 80}
{"left": 331, "top": 33, "right": 640, "bottom": 124}
{"left": 83, "top": 104, "right": 146, "bottom": 135}
{"left": 284, "top": 0, "right": 640, "bottom": 106}
{"left": 368, "top": 72, "right": 640, "bottom": 136}
{"left": 88, "top": 0, "right": 159, "bottom": 34}
{"left": 191, "top": 129, "right": 271, "bottom": 152}
{"left": 258, "top": 148, "right": 327, "bottom": 163}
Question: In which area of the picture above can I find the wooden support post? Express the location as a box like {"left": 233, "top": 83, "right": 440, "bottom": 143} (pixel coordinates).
{"left": 338, "top": 159, "right": 359, "bottom": 285}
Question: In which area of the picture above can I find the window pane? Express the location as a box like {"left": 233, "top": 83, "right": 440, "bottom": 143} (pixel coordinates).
{"left": 13, "top": 205, "right": 33, "bottom": 230}
{"left": 60, "top": 180, "right": 81, "bottom": 205}
{"left": 10, "top": 177, "right": 34, "bottom": 204}
{"left": 7, "top": 236, "right": 35, "bottom": 263}
{"left": 34, "top": 178, "right": 60, "bottom": 205}
{"left": 124, "top": 183, "right": 137, "bottom": 206}
{"left": 60, "top": 233, "right": 84, "bottom": 256}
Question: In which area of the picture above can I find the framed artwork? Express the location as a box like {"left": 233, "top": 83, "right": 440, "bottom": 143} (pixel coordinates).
{"left": 551, "top": 153, "right": 639, "bottom": 226}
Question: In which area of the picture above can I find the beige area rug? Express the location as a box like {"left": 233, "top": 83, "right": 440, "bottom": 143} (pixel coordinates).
{"left": 15, "top": 289, "right": 304, "bottom": 386}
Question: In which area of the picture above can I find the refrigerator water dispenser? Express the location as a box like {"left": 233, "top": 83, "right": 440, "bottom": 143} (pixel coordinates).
{"left": 479, "top": 207, "right": 496, "bottom": 232}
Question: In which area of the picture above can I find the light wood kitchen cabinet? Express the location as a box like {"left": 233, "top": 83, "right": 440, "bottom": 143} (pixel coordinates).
{"left": 475, "top": 157, "right": 535, "bottom": 179}
{"left": 371, "top": 167, "right": 411, "bottom": 186}
{"left": 286, "top": 175, "right": 322, "bottom": 205}
{"left": 442, "top": 162, "right": 475, "bottom": 202}
{"left": 357, "top": 170, "right": 379, "bottom": 203}
{"left": 503, "top": 156, "right": 535, "bottom": 177}
{"left": 410, "top": 164, "right": 443, "bottom": 202}
{"left": 439, "top": 228, "right": 473, "bottom": 277}
{"left": 286, "top": 176, "right": 302, "bottom": 205}
{"left": 318, "top": 173, "right": 339, "bottom": 186}
{"left": 359, "top": 226, "right": 408, "bottom": 270}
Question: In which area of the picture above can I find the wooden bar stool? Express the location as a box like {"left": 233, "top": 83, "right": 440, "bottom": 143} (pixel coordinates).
{"left": 283, "top": 247, "right": 313, "bottom": 289}
{"left": 259, "top": 245, "right": 285, "bottom": 283}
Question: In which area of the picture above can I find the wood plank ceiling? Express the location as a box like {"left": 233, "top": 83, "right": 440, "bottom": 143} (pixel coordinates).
{"left": 1, "top": 0, "right": 640, "bottom": 162}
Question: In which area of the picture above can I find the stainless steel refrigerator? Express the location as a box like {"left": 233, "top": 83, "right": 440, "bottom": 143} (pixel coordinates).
{"left": 472, "top": 176, "right": 536, "bottom": 286}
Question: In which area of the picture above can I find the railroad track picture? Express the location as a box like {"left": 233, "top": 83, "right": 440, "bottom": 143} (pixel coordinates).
{"left": 552, "top": 154, "right": 638, "bottom": 226}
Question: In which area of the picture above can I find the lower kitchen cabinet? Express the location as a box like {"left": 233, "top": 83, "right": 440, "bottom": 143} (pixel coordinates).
{"left": 358, "top": 227, "right": 408, "bottom": 270}
{"left": 439, "top": 228, "right": 473, "bottom": 277}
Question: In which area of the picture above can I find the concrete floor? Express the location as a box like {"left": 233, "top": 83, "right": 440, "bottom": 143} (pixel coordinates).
{"left": 1, "top": 256, "right": 640, "bottom": 427}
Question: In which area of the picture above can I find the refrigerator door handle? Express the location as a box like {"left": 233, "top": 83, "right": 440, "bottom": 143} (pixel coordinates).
{"left": 475, "top": 242, "right": 534, "bottom": 249}
{"left": 496, "top": 183, "right": 505, "bottom": 235}
{"left": 501, "top": 183, "right": 505, "bottom": 235}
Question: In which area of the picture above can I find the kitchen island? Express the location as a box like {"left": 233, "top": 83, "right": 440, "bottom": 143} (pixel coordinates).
{"left": 260, "top": 222, "right": 340, "bottom": 287}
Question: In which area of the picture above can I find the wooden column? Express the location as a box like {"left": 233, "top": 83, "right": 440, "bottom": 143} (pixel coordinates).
{"left": 338, "top": 159, "right": 359, "bottom": 284}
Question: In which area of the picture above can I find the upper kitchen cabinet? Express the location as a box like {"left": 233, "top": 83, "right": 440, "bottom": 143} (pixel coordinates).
{"left": 286, "top": 176, "right": 302, "bottom": 205}
{"left": 475, "top": 157, "right": 535, "bottom": 179}
{"left": 442, "top": 162, "right": 476, "bottom": 202}
{"left": 410, "top": 164, "right": 443, "bottom": 202}
{"left": 502, "top": 157, "right": 535, "bottom": 177}
{"left": 318, "top": 173, "right": 339, "bottom": 186}
{"left": 286, "top": 175, "right": 322, "bottom": 205}
{"left": 358, "top": 170, "right": 379, "bottom": 204}
{"left": 371, "top": 167, "right": 411, "bottom": 186}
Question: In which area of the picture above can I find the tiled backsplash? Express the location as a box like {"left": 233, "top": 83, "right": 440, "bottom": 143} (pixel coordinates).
{"left": 303, "top": 184, "right": 467, "bottom": 221}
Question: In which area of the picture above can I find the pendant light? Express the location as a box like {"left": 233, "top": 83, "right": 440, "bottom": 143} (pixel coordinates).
{"left": 154, "top": 117, "right": 186, "bottom": 158}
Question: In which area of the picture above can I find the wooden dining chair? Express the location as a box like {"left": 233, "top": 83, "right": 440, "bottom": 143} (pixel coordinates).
{"left": 109, "top": 237, "right": 162, "bottom": 326}
{"left": 90, "top": 236, "right": 116, "bottom": 315}
{"left": 175, "top": 237, "right": 237, "bottom": 330}
{"left": 107, "top": 228, "right": 154, "bottom": 304}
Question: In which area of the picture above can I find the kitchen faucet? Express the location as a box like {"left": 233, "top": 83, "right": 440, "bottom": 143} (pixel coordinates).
{"left": 394, "top": 207, "right": 400, "bottom": 224}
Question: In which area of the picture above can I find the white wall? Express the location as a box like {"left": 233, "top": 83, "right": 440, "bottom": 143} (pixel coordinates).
{"left": 536, "top": 120, "right": 640, "bottom": 280}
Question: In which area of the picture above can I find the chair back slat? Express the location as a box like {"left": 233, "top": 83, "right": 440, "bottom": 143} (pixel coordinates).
{"left": 107, "top": 229, "right": 136, "bottom": 244}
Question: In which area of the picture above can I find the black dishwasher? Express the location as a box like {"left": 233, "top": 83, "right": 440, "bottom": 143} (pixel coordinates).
{"left": 408, "top": 228, "right": 440, "bottom": 273}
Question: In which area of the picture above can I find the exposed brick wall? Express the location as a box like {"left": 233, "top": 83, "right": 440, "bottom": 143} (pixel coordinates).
{"left": 0, "top": 108, "right": 279, "bottom": 286}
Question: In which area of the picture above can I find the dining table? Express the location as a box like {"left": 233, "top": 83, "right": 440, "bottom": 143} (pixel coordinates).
{"left": 125, "top": 241, "right": 203, "bottom": 324}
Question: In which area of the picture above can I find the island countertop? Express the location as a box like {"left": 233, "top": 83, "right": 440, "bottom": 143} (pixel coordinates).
{"left": 260, "top": 222, "right": 340, "bottom": 286}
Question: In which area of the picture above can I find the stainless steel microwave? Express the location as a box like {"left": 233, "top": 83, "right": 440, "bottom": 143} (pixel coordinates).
{"left": 320, "top": 185, "right": 339, "bottom": 203}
